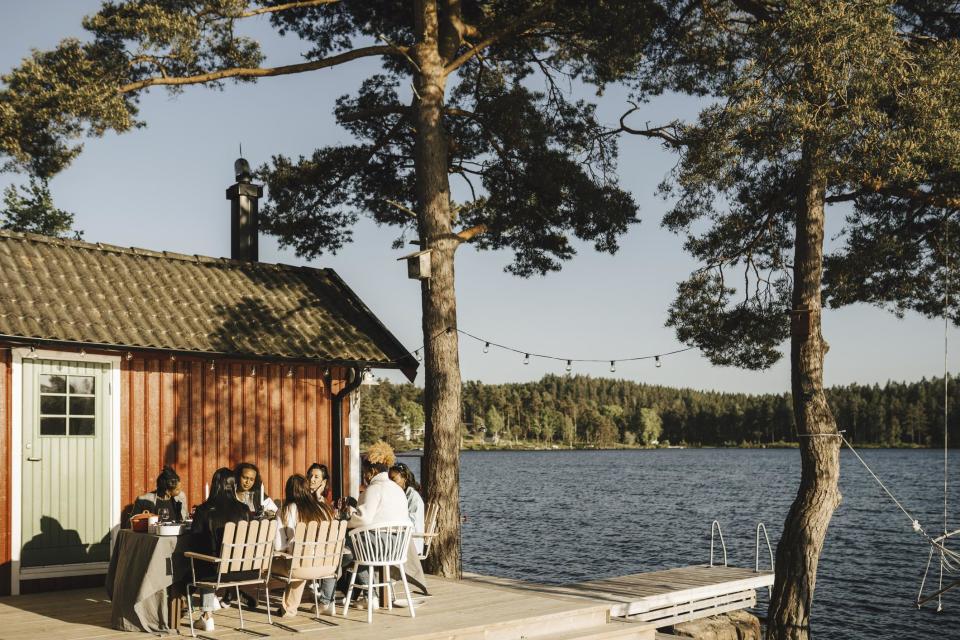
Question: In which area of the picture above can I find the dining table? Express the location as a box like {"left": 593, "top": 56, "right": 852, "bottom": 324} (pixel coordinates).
{"left": 106, "top": 528, "right": 191, "bottom": 634}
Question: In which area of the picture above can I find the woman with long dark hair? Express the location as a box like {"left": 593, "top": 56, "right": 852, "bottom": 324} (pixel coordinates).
{"left": 273, "top": 474, "right": 336, "bottom": 617}
{"left": 306, "top": 462, "right": 331, "bottom": 505}
{"left": 234, "top": 462, "right": 278, "bottom": 516}
{"left": 188, "top": 467, "right": 251, "bottom": 632}
{"left": 389, "top": 462, "right": 426, "bottom": 555}
{"left": 130, "top": 466, "right": 186, "bottom": 523}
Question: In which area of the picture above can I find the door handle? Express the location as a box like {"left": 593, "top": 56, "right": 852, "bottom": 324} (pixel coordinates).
{"left": 26, "top": 456, "right": 42, "bottom": 462}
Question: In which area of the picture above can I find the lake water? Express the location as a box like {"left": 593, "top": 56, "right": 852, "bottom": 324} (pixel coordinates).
{"left": 399, "top": 449, "right": 960, "bottom": 638}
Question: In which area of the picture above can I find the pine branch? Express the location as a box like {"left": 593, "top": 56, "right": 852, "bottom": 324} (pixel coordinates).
{"left": 119, "top": 45, "right": 398, "bottom": 93}
{"left": 238, "top": 0, "right": 341, "bottom": 18}
{"left": 443, "top": 5, "right": 552, "bottom": 76}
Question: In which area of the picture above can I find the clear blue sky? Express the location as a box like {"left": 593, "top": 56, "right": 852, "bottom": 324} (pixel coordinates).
{"left": 2, "top": 2, "right": 956, "bottom": 394}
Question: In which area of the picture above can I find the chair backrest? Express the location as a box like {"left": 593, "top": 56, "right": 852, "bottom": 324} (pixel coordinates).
{"left": 217, "top": 519, "right": 277, "bottom": 580}
{"left": 419, "top": 502, "right": 440, "bottom": 558}
{"left": 290, "top": 519, "right": 348, "bottom": 574}
{"left": 349, "top": 521, "right": 412, "bottom": 566}
{"left": 423, "top": 503, "right": 440, "bottom": 538}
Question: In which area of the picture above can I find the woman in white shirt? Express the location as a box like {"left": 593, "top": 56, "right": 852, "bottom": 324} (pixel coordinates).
{"left": 389, "top": 462, "right": 425, "bottom": 555}
{"left": 272, "top": 474, "right": 336, "bottom": 618}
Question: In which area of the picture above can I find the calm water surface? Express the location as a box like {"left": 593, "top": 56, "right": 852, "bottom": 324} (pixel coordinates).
{"left": 400, "top": 449, "right": 960, "bottom": 638}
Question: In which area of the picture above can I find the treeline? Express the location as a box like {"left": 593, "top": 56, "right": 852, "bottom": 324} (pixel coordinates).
{"left": 360, "top": 374, "right": 960, "bottom": 447}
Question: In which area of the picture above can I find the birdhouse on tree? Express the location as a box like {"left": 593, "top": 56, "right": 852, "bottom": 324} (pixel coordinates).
{"left": 398, "top": 249, "right": 432, "bottom": 280}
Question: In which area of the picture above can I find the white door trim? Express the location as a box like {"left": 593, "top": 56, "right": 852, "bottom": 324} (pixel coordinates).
{"left": 10, "top": 348, "right": 121, "bottom": 595}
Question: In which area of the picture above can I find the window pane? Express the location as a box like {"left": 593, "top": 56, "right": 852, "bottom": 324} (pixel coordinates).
{"left": 40, "top": 375, "right": 66, "bottom": 394}
{"left": 70, "top": 418, "right": 95, "bottom": 436}
{"left": 40, "top": 395, "right": 67, "bottom": 415}
{"left": 40, "top": 417, "right": 66, "bottom": 435}
{"left": 68, "top": 376, "right": 95, "bottom": 395}
{"left": 69, "top": 396, "right": 95, "bottom": 416}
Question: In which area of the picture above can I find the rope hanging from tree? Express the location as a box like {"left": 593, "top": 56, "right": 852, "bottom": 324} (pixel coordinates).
{"left": 832, "top": 224, "right": 956, "bottom": 611}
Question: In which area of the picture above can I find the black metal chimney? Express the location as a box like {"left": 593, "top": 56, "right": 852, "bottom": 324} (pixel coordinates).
{"left": 226, "top": 157, "right": 262, "bottom": 261}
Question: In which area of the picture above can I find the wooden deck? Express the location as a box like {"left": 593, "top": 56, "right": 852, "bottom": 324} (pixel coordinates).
{"left": 465, "top": 565, "right": 774, "bottom": 627}
{"left": 0, "top": 576, "right": 656, "bottom": 640}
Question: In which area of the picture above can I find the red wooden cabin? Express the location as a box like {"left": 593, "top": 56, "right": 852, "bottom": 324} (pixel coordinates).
{"left": 0, "top": 163, "right": 417, "bottom": 595}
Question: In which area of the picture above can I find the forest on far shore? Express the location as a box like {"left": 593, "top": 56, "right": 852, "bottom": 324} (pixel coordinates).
{"left": 360, "top": 374, "right": 960, "bottom": 449}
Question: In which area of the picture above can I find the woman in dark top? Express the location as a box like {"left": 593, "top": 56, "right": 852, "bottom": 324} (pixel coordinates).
{"left": 189, "top": 467, "right": 251, "bottom": 632}
{"left": 130, "top": 466, "right": 186, "bottom": 523}
{"left": 234, "top": 462, "right": 278, "bottom": 516}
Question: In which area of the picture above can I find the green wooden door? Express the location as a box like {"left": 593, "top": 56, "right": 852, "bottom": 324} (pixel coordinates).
{"left": 21, "top": 359, "right": 112, "bottom": 567}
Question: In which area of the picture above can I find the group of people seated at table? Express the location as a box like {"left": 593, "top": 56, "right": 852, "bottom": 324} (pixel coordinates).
{"left": 131, "top": 442, "right": 422, "bottom": 631}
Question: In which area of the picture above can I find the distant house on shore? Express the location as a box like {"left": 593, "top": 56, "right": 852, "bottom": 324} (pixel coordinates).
{"left": 0, "top": 160, "right": 417, "bottom": 595}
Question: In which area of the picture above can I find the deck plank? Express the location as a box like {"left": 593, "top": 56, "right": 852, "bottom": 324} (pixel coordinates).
{"left": 0, "top": 577, "right": 614, "bottom": 640}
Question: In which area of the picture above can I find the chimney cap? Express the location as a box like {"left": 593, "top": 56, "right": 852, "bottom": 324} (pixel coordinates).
{"left": 234, "top": 157, "right": 252, "bottom": 183}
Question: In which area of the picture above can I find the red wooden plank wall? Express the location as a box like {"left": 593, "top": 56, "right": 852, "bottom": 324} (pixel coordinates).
{"left": 1, "top": 349, "right": 10, "bottom": 594}
{"left": 120, "top": 357, "right": 341, "bottom": 514}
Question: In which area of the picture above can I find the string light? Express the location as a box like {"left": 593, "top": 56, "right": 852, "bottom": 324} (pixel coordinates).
{"left": 125, "top": 352, "right": 133, "bottom": 361}
{"left": 250, "top": 365, "right": 257, "bottom": 377}
{"left": 286, "top": 366, "right": 294, "bottom": 377}
{"left": 404, "top": 326, "right": 692, "bottom": 372}
{"left": 79, "top": 349, "right": 86, "bottom": 357}
{"left": 209, "top": 360, "right": 216, "bottom": 372}
{"left": 29, "top": 345, "right": 36, "bottom": 355}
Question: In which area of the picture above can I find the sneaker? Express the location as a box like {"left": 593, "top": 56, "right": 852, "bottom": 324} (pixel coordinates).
{"left": 212, "top": 597, "right": 224, "bottom": 611}
{"left": 277, "top": 607, "right": 298, "bottom": 619}
{"left": 201, "top": 615, "right": 215, "bottom": 632}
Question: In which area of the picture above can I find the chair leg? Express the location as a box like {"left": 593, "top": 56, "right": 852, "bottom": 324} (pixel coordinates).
{"left": 265, "top": 584, "right": 273, "bottom": 625}
{"left": 386, "top": 575, "right": 394, "bottom": 610}
{"left": 367, "top": 577, "right": 374, "bottom": 624}
{"left": 186, "top": 584, "right": 196, "bottom": 638}
{"left": 312, "top": 580, "right": 320, "bottom": 621}
{"left": 342, "top": 566, "right": 358, "bottom": 617}
{"left": 236, "top": 585, "right": 245, "bottom": 629}
{"left": 398, "top": 565, "right": 416, "bottom": 619}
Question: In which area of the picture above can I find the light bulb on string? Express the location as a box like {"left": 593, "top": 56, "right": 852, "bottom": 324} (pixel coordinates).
{"left": 483, "top": 342, "right": 490, "bottom": 354}
{"left": 209, "top": 360, "right": 216, "bottom": 372}
{"left": 610, "top": 361, "right": 616, "bottom": 373}
{"left": 565, "top": 360, "right": 572, "bottom": 373}
{"left": 415, "top": 349, "right": 422, "bottom": 362}
{"left": 523, "top": 353, "right": 530, "bottom": 365}
{"left": 655, "top": 355, "right": 662, "bottom": 368}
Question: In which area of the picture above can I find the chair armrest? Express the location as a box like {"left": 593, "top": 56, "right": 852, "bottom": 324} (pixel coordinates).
{"left": 413, "top": 532, "right": 439, "bottom": 540}
{"left": 184, "top": 551, "right": 220, "bottom": 563}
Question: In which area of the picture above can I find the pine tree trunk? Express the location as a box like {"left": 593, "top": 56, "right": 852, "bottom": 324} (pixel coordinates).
{"left": 766, "top": 142, "right": 842, "bottom": 639}
{"left": 413, "top": 0, "right": 462, "bottom": 578}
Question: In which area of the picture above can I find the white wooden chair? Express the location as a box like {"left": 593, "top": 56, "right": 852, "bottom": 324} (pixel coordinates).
{"left": 414, "top": 502, "right": 440, "bottom": 560}
{"left": 184, "top": 519, "right": 278, "bottom": 638}
{"left": 269, "top": 519, "right": 348, "bottom": 620}
{"left": 342, "top": 521, "right": 415, "bottom": 623}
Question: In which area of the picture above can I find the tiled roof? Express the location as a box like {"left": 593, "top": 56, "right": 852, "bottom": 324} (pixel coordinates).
{"left": 0, "top": 230, "right": 418, "bottom": 376}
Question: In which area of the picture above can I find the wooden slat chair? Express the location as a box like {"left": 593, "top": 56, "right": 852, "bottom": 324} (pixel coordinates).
{"left": 343, "top": 521, "right": 415, "bottom": 624}
{"left": 414, "top": 502, "right": 440, "bottom": 561}
{"left": 269, "top": 519, "right": 348, "bottom": 620}
{"left": 184, "top": 519, "right": 278, "bottom": 638}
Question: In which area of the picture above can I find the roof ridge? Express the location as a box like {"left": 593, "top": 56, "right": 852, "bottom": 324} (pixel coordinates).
{"left": 0, "top": 227, "right": 332, "bottom": 275}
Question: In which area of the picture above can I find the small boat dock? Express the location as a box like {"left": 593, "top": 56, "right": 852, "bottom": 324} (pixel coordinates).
{"left": 0, "top": 566, "right": 772, "bottom": 639}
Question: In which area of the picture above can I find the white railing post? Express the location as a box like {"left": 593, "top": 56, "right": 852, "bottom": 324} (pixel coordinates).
{"left": 710, "top": 520, "right": 727, "bottom": 567}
